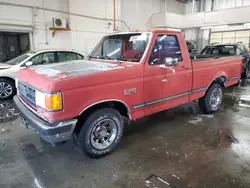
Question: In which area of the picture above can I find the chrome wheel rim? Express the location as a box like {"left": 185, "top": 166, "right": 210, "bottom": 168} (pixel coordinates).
{"left": 210, "top": 88, "right": 222, "bottom": 110}
{"left": 90, "top": 119, "right": 118, "bottom": 150}
{"left": 0, "top": 82, "right": 12, "bottom": 98}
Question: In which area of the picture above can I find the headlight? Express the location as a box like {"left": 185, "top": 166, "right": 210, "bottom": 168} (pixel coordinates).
{"left": 15, "top": 78, "right": 18, "bottom": 88}
{"left": 36, "top": 91, "right": 62, "bottom": 111}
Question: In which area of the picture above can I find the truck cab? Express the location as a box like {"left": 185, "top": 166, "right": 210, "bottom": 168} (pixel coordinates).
{"left": 14, "top": 29, "right": 242, "bottom": 158}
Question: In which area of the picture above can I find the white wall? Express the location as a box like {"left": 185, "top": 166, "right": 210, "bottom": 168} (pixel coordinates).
{"left": 0, "top": 0, "right": 72, "bottom": 51}
{"left": 166, "top": 0, "right": 185, "bottom": 14}
{"left": 121, "top": 0, "right": 162, "bottom": 30}
{"left": 69, "top": 0, "right": 121, "bottom": 54}
{"left": 0, "top": 0, "right": 130, "bottom": 55}
{"left": 185, "top": 1, "right": 201, "bottom": 13}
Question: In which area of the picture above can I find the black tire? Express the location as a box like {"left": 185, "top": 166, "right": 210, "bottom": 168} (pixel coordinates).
{"left": 242, "top": 67, "right": 248, "bottom": 78}
{"left": 0, "top": 78, "right": 16, "bottom": 100}
{"left": 75, "top": 108, "right": 124, "bottom": 158}
{"left": 199, "top": 83, "right": 223, "bottom": 114}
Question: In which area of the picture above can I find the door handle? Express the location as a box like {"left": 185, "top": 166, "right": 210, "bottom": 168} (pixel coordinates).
{"left": 159, "top": 64, "right": 167, "bottom": 69}
{"left": 180, "top": 66, "right": 189, "bottom": 70}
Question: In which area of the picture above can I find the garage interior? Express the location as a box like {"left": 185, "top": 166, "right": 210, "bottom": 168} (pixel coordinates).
{"left": 0, "top": 32, "right": 30, "bottom": 62}
{"left": 1, "top": 0, "right": 250, "bottom": 188}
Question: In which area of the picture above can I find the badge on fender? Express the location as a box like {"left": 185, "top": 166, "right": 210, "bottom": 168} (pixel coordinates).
{"left": 124, "top": 88, "right": 136, "bottom": 95}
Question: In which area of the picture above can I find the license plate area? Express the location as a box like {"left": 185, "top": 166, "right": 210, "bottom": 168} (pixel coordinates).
{"left": 21, "top": 116, "right": 29, "bottom": 128}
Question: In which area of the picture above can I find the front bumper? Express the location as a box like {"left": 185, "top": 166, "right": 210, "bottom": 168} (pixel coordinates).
{"left": 14, "top": 96, "right": 78, "bottom": 144}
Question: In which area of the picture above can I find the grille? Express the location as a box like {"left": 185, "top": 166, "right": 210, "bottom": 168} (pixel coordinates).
{"left": 18, "top": 82, "right": 36, "bottom": 109}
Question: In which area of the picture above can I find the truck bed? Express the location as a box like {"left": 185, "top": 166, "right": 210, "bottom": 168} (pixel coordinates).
{"left": 190, "top": 54, "right": 235, "bottom": 61}
{"left": 190, "top": 56, "right": 242, "bottom": 101}
{"left": 190, "top": 54, "right": 230, "bottom": 60}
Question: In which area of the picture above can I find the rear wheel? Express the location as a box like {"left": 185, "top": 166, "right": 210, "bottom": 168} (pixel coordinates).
{"left": 0, "top": 78, "right": 16, "bottom": 100}
{"left": 199, "top": 83, "right": 223, "bottom": 114}
{"left": 75, "top": 108, "right": 124, "bottom": 158}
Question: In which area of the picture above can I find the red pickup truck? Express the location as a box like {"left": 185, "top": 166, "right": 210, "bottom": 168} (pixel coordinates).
{"left": 14, "top": 29, "right": 242, "bottom": 158}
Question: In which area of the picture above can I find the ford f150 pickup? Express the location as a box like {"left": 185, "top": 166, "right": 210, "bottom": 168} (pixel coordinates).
{"left": 14, "top": 29, "right": 242, "bottom": 158}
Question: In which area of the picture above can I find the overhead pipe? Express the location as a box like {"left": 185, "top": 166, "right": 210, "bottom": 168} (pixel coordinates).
{"left": 41, "top": 0, "right": 48, "bottom": 45}
{"left": 113, "top": 0, "right": 116, "bottom": 31}
{"left": 211, "top": 0, "right": 214, "bottom": 11}
{"left": 0, "top": 1, "right": 130, "bottom": 30}
{"left": 192, "top": 0, "right": 195, "bottom": 13}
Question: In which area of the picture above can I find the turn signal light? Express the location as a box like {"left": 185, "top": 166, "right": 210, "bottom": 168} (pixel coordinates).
{"left": 45, "top": 93, "right": 62, "bottom": 111}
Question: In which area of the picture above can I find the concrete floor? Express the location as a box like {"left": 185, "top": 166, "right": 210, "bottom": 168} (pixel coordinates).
{"left": 1, "top": 80, "right": 250, "bottom": 188}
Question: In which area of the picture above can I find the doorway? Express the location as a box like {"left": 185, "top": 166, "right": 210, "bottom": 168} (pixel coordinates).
{"left": 0, "top": 32, "right": 30, "bottom": 62}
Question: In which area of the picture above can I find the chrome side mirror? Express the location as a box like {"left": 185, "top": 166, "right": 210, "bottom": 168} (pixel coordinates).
{"left": 164, "top": 57, "right": 179, "bottom": 67}
{"left": 25, "top": 61, "right": 33, "bottom": 67}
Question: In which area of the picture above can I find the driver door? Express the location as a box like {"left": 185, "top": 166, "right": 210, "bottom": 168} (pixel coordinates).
{"left": 143, "top": 33, "right": 192, "bottom": 115}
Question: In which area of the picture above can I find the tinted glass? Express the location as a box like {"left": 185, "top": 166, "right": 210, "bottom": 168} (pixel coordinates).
{"left": 149, "top": 35, "right": 182, "bottom": 65}
{"left": 201, "top": 45, "right": 235, "bottom": 56}
{"left": 90, "top": 32, "right": 151, "bottom": 62}
{"left": 76, "top": 53, "right": 83, "bottom": 60}
{"left": 5, "top": 52, "right": 34, "bottom": 65}
{"left": 31, "top": 52, "right": 55, "bottom": 65}
{"left": 57, "top": 52, "right": 79, "bottom": 62}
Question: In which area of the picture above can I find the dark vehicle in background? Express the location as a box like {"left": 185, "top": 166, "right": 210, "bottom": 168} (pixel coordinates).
{"left": 201, "top": 42, "right": 250, "bottom": 77}
{"left": 186, "top": 40, "right": 196, "bottom": 53}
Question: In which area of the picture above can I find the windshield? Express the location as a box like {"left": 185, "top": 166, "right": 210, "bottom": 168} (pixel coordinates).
{"left": 89, "top": 32, "right": 151, "bottom": 62}
{"left": 5, "top": 52, "right": 35, "bottom": 65}
{"left": 201, "top": 45, "right": 235, "bottom": 56}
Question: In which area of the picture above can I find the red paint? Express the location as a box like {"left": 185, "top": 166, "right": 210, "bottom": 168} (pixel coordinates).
{"left": 16, "top": 30, "right": 242, "bottom": 122}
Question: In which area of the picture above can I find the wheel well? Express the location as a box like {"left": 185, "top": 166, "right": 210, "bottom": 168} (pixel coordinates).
{"left": 74, "top": 101, "right": 130, "bottom": 134}
{"left": 0, "top": 76, "right": 15, "bottom": 84}
{"left": 213, "top": 76, "right": 227, "bottom": 87}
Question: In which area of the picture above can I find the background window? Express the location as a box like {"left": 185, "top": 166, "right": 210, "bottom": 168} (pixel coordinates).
{"left": 76, "top": 53, "right": 83, "bottom": 60}
{"left": 149, "top": 35, "right": 182, "bottom": 65}
{"left": 236, "top": 47, "right": 241, "bottom": 55}
{"left": 57, "top": 52, "right": 82, "bottom": 62}
{"left": 31, "top": 52, "right": 55, "bottom": 65}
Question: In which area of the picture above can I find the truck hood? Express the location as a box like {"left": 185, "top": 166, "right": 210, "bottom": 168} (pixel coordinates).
{"left": 0, "top": 63, "right": 12, "bottom": 69}
{"left": 16, "top": 59, "right": 136, "bottom": 91}
{"left": 32, "top": 60, "right": 125, "bottom": 79}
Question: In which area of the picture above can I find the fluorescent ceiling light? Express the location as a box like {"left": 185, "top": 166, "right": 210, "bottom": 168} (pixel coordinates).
{"left": 200, "top": 26, "right": 211, "bottom": 30}
{"left": 213, "top": 25, "right": 228, "bottom": 29}
{"left": 167, "top": 28, "right": 181, "bottom": 32}
{"left": 201, "top": 25, "right": 228, "bottom": 30}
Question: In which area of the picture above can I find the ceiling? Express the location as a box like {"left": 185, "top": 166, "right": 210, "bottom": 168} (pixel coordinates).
{"left": 175, "top": 0, "right": 199, "bottom": 3}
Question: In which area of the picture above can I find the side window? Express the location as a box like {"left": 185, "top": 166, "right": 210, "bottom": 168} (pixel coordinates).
{"left": 57, "top": 52, "right": 80, "bottom": 62}
{"left": 30, "top": 52, "right": 55, "bottom": 65}
{"left": 240, "top": 44, "right": 247, "bottom": 54}
{"left": 236, "top": 47, "right": 241, "bottom": 55}
{"left": 243, "top": 45, "right": 247, "bottom": 53}
{"left": 149, "top": 35, "right": 182, "bottom": 65}
{"left": 75, "top": 53, "right": 83, "bottom": 60}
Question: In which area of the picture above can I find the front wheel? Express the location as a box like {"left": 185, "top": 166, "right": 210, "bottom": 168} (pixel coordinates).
{"left": 75, "top": 108, "right": 124, "bottom": 158}
{"left": 199, "top": 83, "right": 223, "bottom": 114}
{"left": 0, "top": 78, "right": 16, "bottom": 100}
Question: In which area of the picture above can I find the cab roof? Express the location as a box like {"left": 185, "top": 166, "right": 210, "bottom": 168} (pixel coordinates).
{"left": 110, "top": 28, "right": 182, "bottom": 36}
